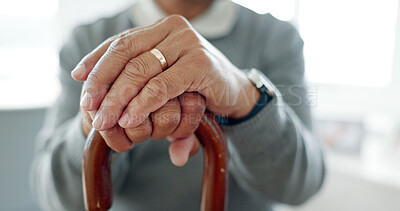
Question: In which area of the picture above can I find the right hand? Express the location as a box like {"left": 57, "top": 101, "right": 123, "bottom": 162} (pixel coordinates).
{"left": 81, "top": 88, "right": 206, "bottom": 166}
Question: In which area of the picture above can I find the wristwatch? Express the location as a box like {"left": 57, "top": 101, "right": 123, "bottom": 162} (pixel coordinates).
{"left": 246, "top": 68, "right": 275, "bottom": 98}
{"left": 215, "top": 69, "right": 275, "bottom": 125}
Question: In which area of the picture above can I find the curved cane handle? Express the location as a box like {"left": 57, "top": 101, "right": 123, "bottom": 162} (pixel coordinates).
{"left": 82, "top": 128, "right": 113, "bottom": 211}
{"left": 82, "top": 113, "right": 228, "bottom": 211}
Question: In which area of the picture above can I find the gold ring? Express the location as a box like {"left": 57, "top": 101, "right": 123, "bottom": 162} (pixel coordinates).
{"left": 150, "top": 48, "right": 168, "bottom": 70}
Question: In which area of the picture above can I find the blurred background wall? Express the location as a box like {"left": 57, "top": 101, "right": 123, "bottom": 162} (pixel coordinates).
{"left": 0, "top": 0, "right": 399, "bottom": 210}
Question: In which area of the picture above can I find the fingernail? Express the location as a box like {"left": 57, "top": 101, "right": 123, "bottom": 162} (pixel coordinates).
{"left": 171, "top": 151, "right": 189, "bottom": 167}
{"left": 71, "top": 64, "right": 85, "bottom": 79}
{"left": 118, "top": 113, "right": 130, "bottom": 128}
{"left": 182, "top": 152, "right": 189, "bottom": 165}
{"left": 92, "top": 112, "right": 103, "bottom": 130}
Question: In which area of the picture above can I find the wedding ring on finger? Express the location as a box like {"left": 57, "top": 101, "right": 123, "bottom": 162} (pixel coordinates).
{"left": 150, "top": 48, "right": 168, "bottom": 70}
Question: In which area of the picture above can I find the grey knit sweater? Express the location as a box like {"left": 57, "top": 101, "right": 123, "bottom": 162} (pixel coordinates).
{"left": 31, "top": 4, "right": 325, "bottom": 211}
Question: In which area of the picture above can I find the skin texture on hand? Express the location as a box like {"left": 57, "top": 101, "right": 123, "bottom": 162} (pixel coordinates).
{"left": 80, "top": 91, "right": 205, "bottom": 166}
{"left": 73, "top": 15, "right": 260, "bottom": 165}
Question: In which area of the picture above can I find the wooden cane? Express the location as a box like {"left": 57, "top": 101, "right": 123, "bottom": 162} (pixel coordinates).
{"left": 82, "top": 113, "right": 228, "bottom": 211}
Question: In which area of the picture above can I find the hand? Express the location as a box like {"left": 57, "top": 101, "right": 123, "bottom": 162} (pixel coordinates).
{"left": 81, "top": 88, "right": 205, "bottom": 166}
{"left": 73, "top": 15, "right": 260, "bottom": 161}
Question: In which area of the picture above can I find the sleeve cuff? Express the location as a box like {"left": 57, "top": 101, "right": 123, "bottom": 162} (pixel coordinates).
{"left": 221, "top": 94, "right": 288, "bottom": 157}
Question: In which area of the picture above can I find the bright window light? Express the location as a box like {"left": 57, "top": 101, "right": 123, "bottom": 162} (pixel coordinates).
{"left": 0, "top": 0, "right": 58, "bottom": 17}
{"left": 0, "top": 0, "right": 59, "bottom": 108}
{"left": 300, "top": 0, "right": 398, "bottom": 87}
{"left": 0, "top": 48, "right": 59, "bottom": 108}
{"left": 0, "top": 48, "right": 58, "bottom": 78}
{"left": 233, "top": 0, "right": 295, "bottom": 21}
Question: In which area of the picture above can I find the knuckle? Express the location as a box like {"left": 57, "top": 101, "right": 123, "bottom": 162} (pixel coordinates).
{"left": 181, "top": 93, "right": 205, "bottom": 107}
{"left": 86, "top": 69, "right": 104, "bottom": 84}
{"left": 126, "top": 125, "right": 152, "bottom": 142}
{"left": 165, "top": 14, "right": 189, "bottom": 27}
{"left": 153, "top": 110, "right": 180, "bottom": 130}
{"left": 124, "top": 57, "right": 151, "bottom": 81}
{"left": 139, "top": 124, "right": 153, "bottom": 136}
{"left": 185, "top": 102, "right": 205, "bottom": 115}
{"left": 104, "top": 35, "right": 119, "bottom": 46}
{"left": 117, "top": 29, "right": 132, "bottom": 38}
{"left": 109, "top": 36, "right": 137, "bottom": 57}
{"left": 146, "top": 77, "right": 169, "bottom": 101}
{"left": 109, "top": 38, "right": 128, "bottom": 52}
{"left": 180, "top": 28, "right": 199, "bottom": 42}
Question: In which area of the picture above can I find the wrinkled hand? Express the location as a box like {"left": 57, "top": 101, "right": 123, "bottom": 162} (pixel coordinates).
{"left": 81, "top": 91, "right": 205, "bottom": 166}
{"left": 73, "top": 15, "right": 259, "bottom": 165}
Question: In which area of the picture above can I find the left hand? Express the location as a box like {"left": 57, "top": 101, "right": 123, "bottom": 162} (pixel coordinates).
{"left": 72, "top": 15, "right": 259, "bottom": 137}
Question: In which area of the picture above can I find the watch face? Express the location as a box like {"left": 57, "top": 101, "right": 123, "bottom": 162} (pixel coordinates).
{"left": 248, "top": 69, "right": 275, "bottom": 97}
{"left": 247, "top": 69, "right": 263, "bottom": 88}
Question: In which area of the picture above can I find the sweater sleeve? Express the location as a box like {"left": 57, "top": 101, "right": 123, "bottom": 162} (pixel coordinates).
{"left": 223, "top": 20, "right": 325, "bottom": 205}
{"left": 30, "top": 26, "right": 132, "bottom": 211}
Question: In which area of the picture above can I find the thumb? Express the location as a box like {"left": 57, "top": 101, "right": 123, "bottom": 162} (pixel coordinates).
{"left": 168, "top": 133, "right": 200, "bottom": 167}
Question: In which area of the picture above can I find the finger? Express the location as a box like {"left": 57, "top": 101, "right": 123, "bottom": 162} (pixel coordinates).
{"left": 168, "top": 133, "right": 198, "bottom": 166}
{"left": 92, "top": 51, "right": 165, "bottom": 130}
{"left": 150, "top": 98, "right": 181, "bottom": 140}
{"left": 81, "top": 83, "right": 133, "bottom": 152}
{"left": 81, "top": 17, "right": 178, "bottom": 112}
{"left": 81, "top": 110, "right": 93, "bottom": 137}
{"left": 71, "top": 18, "right": 165, "bottom": 81}
{"left": 168, "top": 135, "right": 200, "bottom": 157}
{"left": 125, "top": 117, "right": 152, "bottom": 143}
{"left": 81, "top": 108, "right": 98, "bottom": 137}
{"left": 80, "top": 81, "right": 109, "bottom": 114}
{"left": 92, "top": 22, "right": 198, "bottom": 130}
{"left": 118, "top": 53, "right": 204, "bottom": 128}
{"left": 80, "top": 88, "right": 93, "bottom": 120}
{"left": 71, "top": 37, "right": 114, "bottom": 81}
{"left": 80, "top": 87, "right": 98, "bottom": 136}
{"left": 171, "top": 93, "right": 206, "bottom": 139}
{"left": 189, "top": 136, "right": 201, "bottom": 157}
{"left": 99, "top": 125, "right": 133, "bottom": 153}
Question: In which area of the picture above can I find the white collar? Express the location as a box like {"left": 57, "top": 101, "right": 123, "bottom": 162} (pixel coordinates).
{"left": 130, "top": 0, "right": 239, "bottom": 39}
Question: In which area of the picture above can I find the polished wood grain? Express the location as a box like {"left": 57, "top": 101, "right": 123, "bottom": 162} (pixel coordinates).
{"left": 82, "top": 129, "right": 112, "bottom": 211}
{"left": 82, "top": 113, "right": 228, "bottom": 211}
{"left": 195, "top": 113, "right": 229, "bottom": 211}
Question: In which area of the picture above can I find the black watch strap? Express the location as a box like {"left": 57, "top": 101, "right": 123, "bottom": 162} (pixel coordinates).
{"left": 215, "top": 69, "right": 274, "bottom": 126}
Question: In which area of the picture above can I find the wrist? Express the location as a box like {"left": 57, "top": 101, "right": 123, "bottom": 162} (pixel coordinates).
{"left": 228, "top": 73, "right": 260, "bottom": 119}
